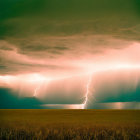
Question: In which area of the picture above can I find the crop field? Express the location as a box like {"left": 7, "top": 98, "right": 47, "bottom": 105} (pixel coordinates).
{"left": 0, "top": 109, "right": 140, "bottom": 140}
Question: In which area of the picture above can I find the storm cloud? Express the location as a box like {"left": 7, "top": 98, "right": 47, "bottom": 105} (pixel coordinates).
{"left": 0, "top": 0, "right": 140, "bottom": 108}
{"left": 0, "top": 0, "right": 140, "bottom": 75}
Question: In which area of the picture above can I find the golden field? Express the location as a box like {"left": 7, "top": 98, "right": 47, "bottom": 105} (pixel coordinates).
{"left": 0, "top": 109, "right": 140, "bottom": 140}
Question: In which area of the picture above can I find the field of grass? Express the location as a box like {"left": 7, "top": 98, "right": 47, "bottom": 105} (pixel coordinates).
{"left": 0, "top": 109, "right": 140, "bottom": 140}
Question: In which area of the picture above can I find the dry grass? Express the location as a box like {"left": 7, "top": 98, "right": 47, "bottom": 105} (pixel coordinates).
{"left": 0, "top": 109, "right": 140, "bottom": 140}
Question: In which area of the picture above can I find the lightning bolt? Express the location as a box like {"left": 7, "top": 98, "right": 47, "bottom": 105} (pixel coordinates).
{"left": 33, "top": 80, "right": 44, "bottom": 97}
{"left": 34, "top": 84, "right": 42, "bottom": 97}
{"left": 82, "top": 74, "right": 94, "bottom": 109}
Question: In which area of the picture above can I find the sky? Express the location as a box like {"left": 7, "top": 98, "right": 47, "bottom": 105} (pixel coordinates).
{"left": 0, "top": 0, "right": 140, "bottom": 109}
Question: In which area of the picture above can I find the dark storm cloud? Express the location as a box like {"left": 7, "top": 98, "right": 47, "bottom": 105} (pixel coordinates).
{"left": 0, "top": 0, "right": 140, "bottom": 54}
{"left": 0, "top": 0, "right": 139, "bottom": 75}
{"left": 0, "top": 88, "right": 43, "bottom": 109}
{"left": 0, "top": 0, "right": 140, "bottom": 39}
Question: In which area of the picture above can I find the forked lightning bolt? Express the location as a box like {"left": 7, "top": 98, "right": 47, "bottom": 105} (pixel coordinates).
{"left": 34, "top": 84, "right": 42, "bottom": 97}
{"left": 33, "top": 80, "right": 44, "bottom": 97}
{"left": 82, "top": 74, "right": 93, "bottom": 109}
